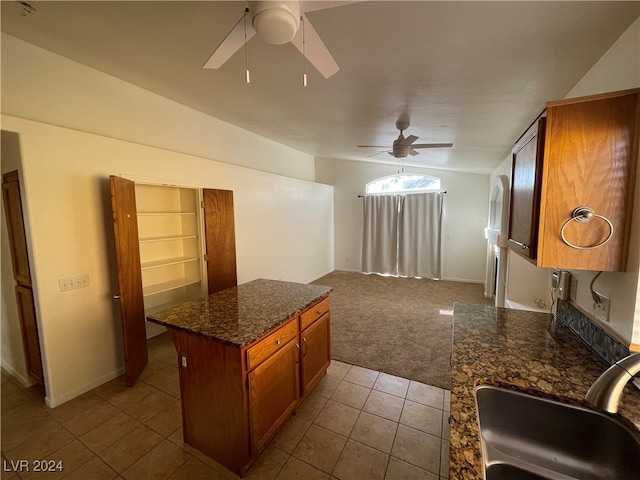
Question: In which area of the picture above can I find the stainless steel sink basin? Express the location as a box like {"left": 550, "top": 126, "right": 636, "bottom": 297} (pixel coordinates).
{"left": 485, "top": 463, "right": 549, "bottom": 480}
{"left": 475, "top": 385, "right": 640, "bottom": 480}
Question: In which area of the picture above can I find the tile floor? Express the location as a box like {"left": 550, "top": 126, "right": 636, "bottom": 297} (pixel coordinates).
{"left": 1, "top": 333, "right": 451, "bottom": 480}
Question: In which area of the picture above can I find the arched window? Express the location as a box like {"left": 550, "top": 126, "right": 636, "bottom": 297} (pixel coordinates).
{"left": 365, "top": 174, "right": 441, "bottom": 194}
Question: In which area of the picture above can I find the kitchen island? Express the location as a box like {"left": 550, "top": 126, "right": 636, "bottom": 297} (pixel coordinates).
{"left": 147, "top": 278, "right": 332, "bottom": 476}
{"left": 450, "top": 303, "right": 640, "bottom": 479}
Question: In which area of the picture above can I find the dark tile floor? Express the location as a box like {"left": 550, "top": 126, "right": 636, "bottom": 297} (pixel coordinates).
{"left": 1, "top": 333, "right": 451, "bottom": 479}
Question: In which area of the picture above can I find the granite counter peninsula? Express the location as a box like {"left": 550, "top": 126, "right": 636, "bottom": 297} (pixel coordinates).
{"left": 147, "top": 279, "right": 332, "bottom": 476}
{"left": 450, "top": 303, "right": 640, "bottom": 479}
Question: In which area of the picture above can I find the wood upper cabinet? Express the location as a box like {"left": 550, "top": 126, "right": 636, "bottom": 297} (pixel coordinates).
{"left": 508, "top": 114, "right": 546, "bottom": 259}
{"left": 508, "top": 89, "right": 639, "bottom": 271}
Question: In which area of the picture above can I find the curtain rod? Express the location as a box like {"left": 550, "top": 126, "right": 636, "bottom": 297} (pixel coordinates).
{"left": 357, "top": 191, "right": 447, "bottom": 198}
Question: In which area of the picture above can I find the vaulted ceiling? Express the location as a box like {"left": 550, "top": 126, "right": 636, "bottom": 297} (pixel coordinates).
{"left": 2, "top": 1, "right": 638, "bottom": 174}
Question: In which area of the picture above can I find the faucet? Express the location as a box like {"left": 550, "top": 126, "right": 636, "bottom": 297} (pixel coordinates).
{"left": 585, "top": 352, "right": 640, "bottom": 413}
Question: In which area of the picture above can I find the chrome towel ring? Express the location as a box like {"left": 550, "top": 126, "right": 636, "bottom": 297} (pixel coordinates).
{"left": 560, "top": 207, "right": 614, "bottom": 250}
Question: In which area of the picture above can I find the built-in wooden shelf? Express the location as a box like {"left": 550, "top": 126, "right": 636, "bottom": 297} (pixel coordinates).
{"left": 141, "top": 256, "right": 199, "bottom": 270}
{"left": 138, "top": 234, "right": 198, "bottom": 243}
{"left": 143, "top": 278, "right": 201, "bottom": 297}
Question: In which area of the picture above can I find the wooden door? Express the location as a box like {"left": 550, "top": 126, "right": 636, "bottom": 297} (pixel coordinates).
{"left": 2, "top": 170, "right": 44, "bottom": 385}
{"left": 109, "top": 175, "right": 147, "bottom": 386}
{"left": 301, "top": 313, "right": 331, "bottom": 396}
{"left": 508, "top": 116, "right": 546, "bottom": 260}
{"left": 15, "top": 286, "right": 44, "bottom": 382}
{"left": 248, "top": 338, "right": 299, "bottom": 454}
{"left": 2, "top": 171, "right": 32, "bottom": 286}
{"left": 203, "top": 189, "right": 237, "bottom": 294}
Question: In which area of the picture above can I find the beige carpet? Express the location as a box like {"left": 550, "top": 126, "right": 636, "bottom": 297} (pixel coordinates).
{"left": 312, "top": 271, "right": 493, "bottom": 390}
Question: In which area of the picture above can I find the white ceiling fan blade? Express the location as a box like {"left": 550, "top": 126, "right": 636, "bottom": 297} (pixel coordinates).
{"left": 366, "top": 150, "right": 390, "bottom": 158}
{"left": 400, "top": 135, "right": 419, "bottom": 146}
{"left": 301, "top": 1, "right": 361, "bottom": 13}
{"left": 203, "top": 15, "right": 256, "bottom": 69}
{"left": 291, "top": 14, "right": 339, "bottom": 78}
{"left": 412, "top": 143, "right": 454, "bottom": 149}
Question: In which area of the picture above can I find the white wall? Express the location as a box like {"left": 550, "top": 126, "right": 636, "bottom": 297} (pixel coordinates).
{"left": 315, "top": 157, "right": 490, "bottom": 283}
{"left": 0, "top": 34, "right": 334, "bottom": 406}
{"left": 1, "top": 131, "right": 32, "bottom": 385}
{"left": 0, "top": 34, "right": 315, "bottom": 182}
{"left": 493, "top": 18, "right": 640, "bottom": 344}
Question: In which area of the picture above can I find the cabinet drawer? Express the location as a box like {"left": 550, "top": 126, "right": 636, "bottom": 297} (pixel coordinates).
{"left": 246, "top": 319, "right": 298, "bottom": 371}
{"left": 300, "top": 297, "right": 330, "bottom": 331}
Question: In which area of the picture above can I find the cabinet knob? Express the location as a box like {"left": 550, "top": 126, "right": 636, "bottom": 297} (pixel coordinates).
{"left": 275, "top": 339, "right": 281, "bottom": 345}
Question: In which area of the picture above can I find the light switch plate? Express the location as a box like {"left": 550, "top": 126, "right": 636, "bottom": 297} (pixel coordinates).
{"left": 59, "top": 274, "right": 89, "bottom": 292}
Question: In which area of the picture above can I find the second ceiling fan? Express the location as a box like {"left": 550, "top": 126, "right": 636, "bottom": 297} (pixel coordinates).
{"left": 358, "top": 120, "right": 453, "bottom": 158}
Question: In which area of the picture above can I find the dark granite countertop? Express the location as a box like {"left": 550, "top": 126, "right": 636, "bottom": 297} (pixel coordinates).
{"left": 450, "top": 303, "right": 640, "bottom": 479}
{"left": 147, "top": 279, "right": 331, "bottom": 348}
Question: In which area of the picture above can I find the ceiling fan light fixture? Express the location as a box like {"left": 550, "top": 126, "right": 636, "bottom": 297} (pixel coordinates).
{"left": 252, "top": 3, "right": 300, "bottom": 45}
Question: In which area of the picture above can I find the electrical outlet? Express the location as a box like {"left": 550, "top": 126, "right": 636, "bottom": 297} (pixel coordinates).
{"left": 591, "top": 292, "right": 610, "bottom": 323}
{"left": 569, "top": 278, "right": 578, "bottom": 301}
{"left": 58, "top": 274, "right": 90, "bottom": 292}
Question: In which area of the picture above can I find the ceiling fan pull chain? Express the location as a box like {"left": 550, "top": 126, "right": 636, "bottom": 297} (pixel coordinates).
{"left": 301, "top": 16, "right": 308, "bottom": 87}
{"left": 243, "top": 7, "right": 250, "bottom": 83}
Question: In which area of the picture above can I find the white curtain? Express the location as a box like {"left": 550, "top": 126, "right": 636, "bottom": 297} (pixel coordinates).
{"left": 398, "top": 192, "right": 443, "bottom": 279}
{"left": 361, "top": 194, "right": 401, "bottom": 275}
{"left": 361, "top": 192, "right": 443, "bottom": 279}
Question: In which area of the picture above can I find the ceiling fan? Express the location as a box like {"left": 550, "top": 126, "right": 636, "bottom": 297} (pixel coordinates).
{"left": 203, "top": 1, "right": 346, "bottom": 79}
{"left": 358, "top": 120, "right": 453, "bottom": 158}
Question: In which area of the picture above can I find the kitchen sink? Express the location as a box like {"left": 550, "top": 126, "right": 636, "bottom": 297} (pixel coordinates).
{"left": 475, "top": 385, "right": 640, "bottom": 480}
{"left": 485, "top": 463, "right": 550, "bottom": 480}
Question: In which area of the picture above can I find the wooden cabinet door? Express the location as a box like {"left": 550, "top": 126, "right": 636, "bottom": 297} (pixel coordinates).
{"left": 109, "top": 175, "right": 148, "bottom": 386}
{"left": 538, "top": 92, "right": 639, "bottom": 270}
{"left": 203, "top": 189, "right": 237, "bottom": 294}
{"left": 301, "top": 313, "right": 331, "bottom": 397}
{"left": 508, "top": 116, "right": 546, "bottom": 260}
{"left": 248, "top": 338, "right": 299, "bottom": 454}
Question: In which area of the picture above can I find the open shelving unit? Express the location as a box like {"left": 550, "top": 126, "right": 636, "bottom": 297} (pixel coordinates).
{"left": 135, "top": 184, "right": 207, "bottom": 337}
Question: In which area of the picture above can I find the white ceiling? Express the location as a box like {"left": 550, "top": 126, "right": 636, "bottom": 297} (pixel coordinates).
{"left": 2, "top": 1, "right": 638, "bottom": 174}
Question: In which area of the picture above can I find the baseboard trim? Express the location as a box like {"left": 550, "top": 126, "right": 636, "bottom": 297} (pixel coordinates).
{"left": 439, "top": 276, "right": 485, "bottom": 284}
{"left": 329, "top": 270, "right": 485, "bottom": 285}
{"left": 44, "top": 366, "right": 125, "bottom": 408}
{"left": 305, "top": 269, "right": 338, "bottom": 283}
{"left": 0, "top": 362, "right": 36, "bottom": 388}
